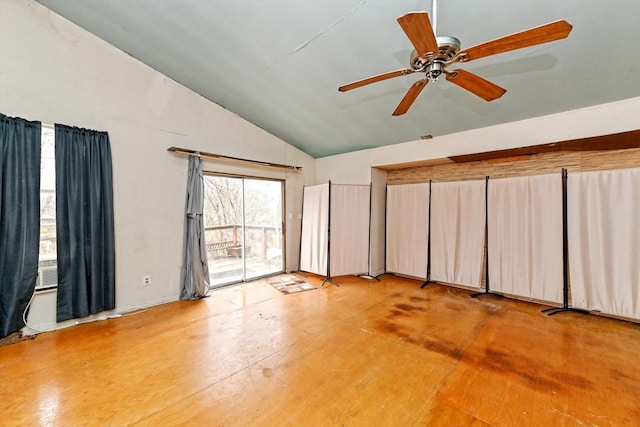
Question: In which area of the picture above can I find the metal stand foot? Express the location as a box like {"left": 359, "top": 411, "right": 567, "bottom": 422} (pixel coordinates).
{"left": 470, "top": 291, "right": 504, "bottom": 298}
{"left": 322, "top": 278, "right": 339, "bottom": 287}
{"left": 541, "top": 307, "right": 589, "bottom": 316}
{"left": 421, "top": 280, "right": 435, "bottom": 289}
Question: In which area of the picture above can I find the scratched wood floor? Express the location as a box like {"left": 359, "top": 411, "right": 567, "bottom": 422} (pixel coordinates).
{"left": 1, "top": 274, "right": 639, "bottom": 426}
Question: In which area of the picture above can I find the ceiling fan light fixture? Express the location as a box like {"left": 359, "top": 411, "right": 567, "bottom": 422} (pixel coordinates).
{"left": 427, "top": 61, "right": 444, "bottom": 80}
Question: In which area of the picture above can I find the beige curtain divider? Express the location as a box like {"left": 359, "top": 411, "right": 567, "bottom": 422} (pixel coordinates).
{"left": 299, "top": 183, "right": 371, "bottom": 282}
{"left": 330, "top": 184, "right": 370, "bottom": 277}
{"left": 386, "top": 183, "right": 430, "bottom": 279}
{"left": 568, "top": 167, "right": 640, "bottom": 320}
{"left": 488, "top": 174, "right": 563, "bottom": 303}
{"left": 430, "top": 180, "right": 486, "bottom": 289}
{"left": 299, "top": 183, "right": 329, "bottom": 276}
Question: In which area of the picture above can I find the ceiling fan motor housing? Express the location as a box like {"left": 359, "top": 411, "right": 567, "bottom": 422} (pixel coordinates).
{"left": 410, "top": 36, "right": 461, "bottom": 79}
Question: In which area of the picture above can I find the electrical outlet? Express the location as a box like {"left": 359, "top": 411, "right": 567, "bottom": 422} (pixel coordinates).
{"left": 143, "top": 275, "right": 151, "bottom": 286}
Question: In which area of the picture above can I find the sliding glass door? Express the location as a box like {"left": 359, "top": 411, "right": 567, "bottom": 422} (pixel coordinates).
{"left": 203, "top": 175, "right": 284, "bottom": 288}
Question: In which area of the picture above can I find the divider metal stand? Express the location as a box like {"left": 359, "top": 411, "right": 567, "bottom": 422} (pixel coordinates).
{"left": 541, "top": 169, "right": 588, "bottom": 316}
{"left": 322, "top": 180, "right": 339, "bottom": 287}
{"left": 421, "top": 180, "right": 435, "bottom": 289}
{"left": 471, "top": 176, "right": 504, "bottom": 299}
{"left": 374, "top": 183, "right": 392, "bottom": 280}
{"left": 359, "top": 182, "right": 381, "bottom": 281}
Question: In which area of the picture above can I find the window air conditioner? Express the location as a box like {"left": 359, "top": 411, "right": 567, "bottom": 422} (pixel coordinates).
{"left": 37, "top": 259, "right": 58, "bottom": 290}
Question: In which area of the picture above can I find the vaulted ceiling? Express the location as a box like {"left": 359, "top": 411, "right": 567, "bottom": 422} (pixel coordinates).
{"left": 35, "top": 0, "right": 640, "bottom": 158}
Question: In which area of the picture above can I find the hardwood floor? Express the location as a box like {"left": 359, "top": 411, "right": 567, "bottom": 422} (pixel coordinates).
{"left": 1, "top": 274, "right": 639, "bottom": 426}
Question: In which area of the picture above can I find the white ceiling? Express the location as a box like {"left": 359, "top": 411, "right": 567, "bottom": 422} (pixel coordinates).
{"left": 35, "top": 0, "right": 640, "bottom": 158}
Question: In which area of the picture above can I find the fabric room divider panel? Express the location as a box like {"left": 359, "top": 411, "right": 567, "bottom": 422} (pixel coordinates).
{"left": 299, "top": 183, "right": 329, "bottom": 276}
{"left": 488, "top": 174, "right": 563, "bottom": 303}
{"left": 430, "top": 180, "right": 486, "bottom": 289}
{"left": 386, "top": 183, "right": 430, "bottom": 279}
{"left": 567, "top": 168, "right": 640, "bottom": 320}
{"left": 330, "top": 184, "right": 370, "bottom": 277}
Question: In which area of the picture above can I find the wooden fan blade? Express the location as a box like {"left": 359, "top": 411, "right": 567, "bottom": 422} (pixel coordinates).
{"left": 457, "top": 20, "right": 573, "bottom": 62}
{"left": 339, "top": 69, "right": 414, "bottom": 92}
{"left": 446, "top": 69, "right": 506, "bottom": 101}
{"left": 392, "top": 78, "right": 429, "bottom": 116}
{"left": 397, "top": 12, "right": 439, "bottom": 58}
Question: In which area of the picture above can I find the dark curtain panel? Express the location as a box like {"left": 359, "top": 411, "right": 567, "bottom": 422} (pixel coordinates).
{"left": 55, "top": 124, "right": 115, "bottom": 322}
{"left": 0, "top": 114, "right": 41, "bottom": 338}
{"left": 180, "top": 156, "right": 210, "bottom": 300}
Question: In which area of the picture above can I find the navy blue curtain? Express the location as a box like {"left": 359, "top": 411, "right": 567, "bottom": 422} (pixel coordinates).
{"left": 0, "top": 114, "right": 41, "bottom": 338}
{"left": 55, "top": 124, "right": 115, "bottom": 322}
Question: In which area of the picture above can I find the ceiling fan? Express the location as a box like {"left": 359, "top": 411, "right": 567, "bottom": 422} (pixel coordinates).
{"left": 338, "top": 11, "right": 572, "bottom": 116}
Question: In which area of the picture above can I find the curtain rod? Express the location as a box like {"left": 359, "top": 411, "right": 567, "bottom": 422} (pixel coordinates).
{"left": 167, "top": 146, "right": 302, "bottom": 171}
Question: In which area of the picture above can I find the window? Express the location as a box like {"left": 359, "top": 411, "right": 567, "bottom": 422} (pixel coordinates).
{"left": 203, "top": 175, "right": 284, "bottom": 287}
{"left": 37, "top": 125, "right": 57, "bottom": 290}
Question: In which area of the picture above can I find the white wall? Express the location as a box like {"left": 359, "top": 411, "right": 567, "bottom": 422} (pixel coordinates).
{"left": 368, "top": 98, "right": 640, "bottom": 168}
{"left": 316, "top": 97, "right": 640, "bottom": 178}
{"left": 315, "top": 150, "right": 374, "bottom": 184}
{"left": 0, "top": 0, "right": 315, "bottom": 333}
